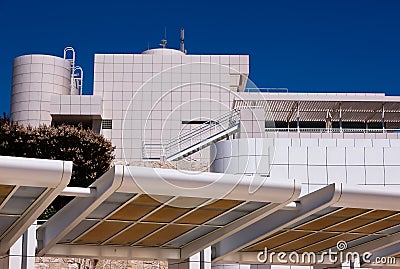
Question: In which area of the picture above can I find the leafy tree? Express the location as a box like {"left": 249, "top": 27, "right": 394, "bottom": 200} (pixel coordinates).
{"left": 0, "top": 116, "right": 115, "bottom": 217}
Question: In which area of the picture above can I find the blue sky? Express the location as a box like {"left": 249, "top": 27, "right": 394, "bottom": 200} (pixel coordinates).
{"left": 1, "top": 0, "right": 400, "bottom": 114}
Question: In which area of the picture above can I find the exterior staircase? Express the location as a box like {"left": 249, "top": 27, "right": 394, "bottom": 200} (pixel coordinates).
{"left": 142, "top": 109, "right": 240, "bottom": 161}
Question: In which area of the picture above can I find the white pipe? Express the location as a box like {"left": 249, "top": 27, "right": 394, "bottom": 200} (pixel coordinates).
{"left": 60, "top": 187, "right": 96, "bottom": 197}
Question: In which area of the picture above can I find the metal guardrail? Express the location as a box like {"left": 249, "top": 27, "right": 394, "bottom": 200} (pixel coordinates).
{"left": 142, "top": 110, "right": 241, "bottom": 160}
{"left": 142, "top": 141, "right": 164, "bottom": 160}
{"left": 165, "top": 109, "right": 241, "bottom": 159}
{"left": 265, "top": 128, "right": 400, "bottom": 133}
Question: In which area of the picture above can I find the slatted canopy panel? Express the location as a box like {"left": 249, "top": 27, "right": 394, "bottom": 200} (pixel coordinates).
{"left": 0, "top": 184, "right": 46, "bottom": 236}
{"left": 59, "top": 193, "right": 267, "bottom": 248}
{"left": 38, "top": 165, "right": 301, "bottom": 260}
{"left": 244, "top": 207, "right": 400, "bottom": 254}
{"left": 234, "top": 93, "right": 400, "bottom": 123}
{"left": 0, "top": 156, "right": 72, "bottom": 255}
{"left": 213, "top": 184, "right": 400, "bottom": 267}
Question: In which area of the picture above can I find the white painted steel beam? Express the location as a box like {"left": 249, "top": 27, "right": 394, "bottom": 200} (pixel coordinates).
{"left": 360, "top": 243, "right": 400, "bottom": 268}
{"left": 0, "top": 156, "right": 72, "bottom": 255}
{"left": 215, "top": 184, "right": 400, "bottom": 264}
{"left": 36, "top": 166, "right": 124, "bottom": 256}
{"left": 39, "top": 165, "right": 300, "bottom": 261}
{"left": 180, "top": 180, "right": 301, "bottom": 259}
{"left": 335, "top": 185, "right": 400, "bottom": 211}
{"left": 45, "top": 244, "right": 180, "bottom": 261}
{"left": 212, "top": 184, "right": 343, "bottom": 262}
{"left": 121, "top": 166, "right": 299, "bottom": 203}
{"left": 217, "top": 251, "right": 338, "bottom": 265}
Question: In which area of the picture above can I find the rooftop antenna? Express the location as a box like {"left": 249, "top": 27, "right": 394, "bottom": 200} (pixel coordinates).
{"left": 180, "top": 27, "right": 187, "bottom": 54}
{"left": 160, "top": 27, "right": 167, "bottom": 48}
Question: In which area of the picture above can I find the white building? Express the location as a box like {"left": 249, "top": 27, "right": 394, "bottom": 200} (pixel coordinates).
{"left": 3, "top": 37, "right": 400, "bottom": 269}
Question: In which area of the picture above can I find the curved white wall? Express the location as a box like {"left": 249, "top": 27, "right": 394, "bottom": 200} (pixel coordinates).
{"left": 10, "top": 54, "right": 71, "bottom": 127}
{"left": 210, "top": 138, "right": 274, "bottom": 176}
{"left": 212, "top": 137, "right": 400, "bottom": 198}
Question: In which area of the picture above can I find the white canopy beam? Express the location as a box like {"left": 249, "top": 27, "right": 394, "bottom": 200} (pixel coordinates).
{"left": 37, "top": 166, "right": 124, "bottom": 256}
{"left": 212, "top": 184, "right": 342, "bottom": 262}
{"left": 0, "top": 156, "right": 72, "bottom": 255}
{"left": 180, "top": 177, "right": 300, "bottom": 259}
{"left": 44, "top": 244, "right": 180, "bottom": 261}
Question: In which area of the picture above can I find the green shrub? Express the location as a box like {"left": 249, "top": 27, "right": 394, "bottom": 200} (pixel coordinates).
{"left": 0, "top": 116, "right": 115, "bottom": 217}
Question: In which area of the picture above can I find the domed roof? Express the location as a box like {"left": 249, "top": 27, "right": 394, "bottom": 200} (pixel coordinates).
{"left": 142, "top": 48, "right": 185, "bottom": 56}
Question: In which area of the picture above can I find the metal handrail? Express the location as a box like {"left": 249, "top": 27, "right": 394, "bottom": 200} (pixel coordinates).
{"left": 141, "top": 110, "right": 241, "bottom": 160}
{"left": 265, "top": 128, "right": 400, "bottom": 133}
{"left": 142, "top": 141, "right": 164, "bottom": 160}
{"left": 165, "top": 109, "right": 240, "bottom": 158}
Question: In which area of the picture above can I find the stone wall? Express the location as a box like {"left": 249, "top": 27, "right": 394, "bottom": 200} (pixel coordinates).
{"left": 35, "top": 257, "right": 167, "bottom": 269}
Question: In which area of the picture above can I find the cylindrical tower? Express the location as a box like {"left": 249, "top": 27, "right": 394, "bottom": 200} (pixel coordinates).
{"left": 10, "top": 54, "right": 71, "bottom": 127}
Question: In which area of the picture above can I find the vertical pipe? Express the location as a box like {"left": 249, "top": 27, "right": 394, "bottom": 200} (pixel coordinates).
{"left": 382, "top": 104, "right": 385, "bottom": 131}
{"left": 296, "top": 102, "right": 300, "bottom": 133}
{"left": 339, "top": 104, "right": 343, "bottom": 132}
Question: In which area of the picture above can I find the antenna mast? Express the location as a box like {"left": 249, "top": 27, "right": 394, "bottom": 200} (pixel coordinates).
{"left": 180, "top": 27, "right": 186, "bottom": 53}
{"left": 160, "top": 27, "right": 167, "bottom": 48}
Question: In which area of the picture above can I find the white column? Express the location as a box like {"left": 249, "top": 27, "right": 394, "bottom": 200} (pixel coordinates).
{"left": 169, "top": 247, "right": 212, "bottom": 269}
{"left": 0, "top": 236, "right": 23, "bottom": 269}
{"left": 22, "top": 221, "right": 36, "bottom": 269}
{"left": 0, "top": 222, "right": 36, "bottom": 269}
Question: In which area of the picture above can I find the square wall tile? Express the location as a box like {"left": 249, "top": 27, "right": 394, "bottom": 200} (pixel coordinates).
{"left": 269, "top": 164, "right": 289, "bottom": 180}
{"left": 346, "top": 148, "right": 364, "bottom": 165}
{"left": 365, "top": 148, "right": 383, "bottom": 165}
{"left": 355, "top": 139, "right": 372, "bottom": 148}
{"left": 384, "top": 148, "right": 400, "bottom": 165}
{"left": 289, "top": 147, "right": 307, "bottom": 165}
{"left": 385, "top": 166, "right": 400, "bottom": 184}
{"left": 288, "top": 165, "right": 308, "bottom": 183}
{"left": 337, "top": 139, "right": 355, "bottom": 147}
{"left": 308, "top": 147, "right": 326, "bottom": 165}
{"left": 365, "top": 166, "right": 385, "bottom": 185}
{"left": 327, "top": 166, "right": 347, "bottom": 184}
{"left": 308, "top": 165, "right": 327, "bottom": 184}
{"left": 373, "top": 139, "right": 390, "bottom": 148}
{"left": 327, "top": 147, "right": 345, "bottom": 165}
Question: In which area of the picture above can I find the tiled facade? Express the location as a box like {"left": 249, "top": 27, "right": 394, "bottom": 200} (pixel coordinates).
{"left": 212, "top": 138, "right": 400, "bottom": 198}
{"left": 92, "top": 49, "right": 249, "bottom": 162}
{"left": 10, "top": 55, "right": 71, "bottom": 126}
{"left": 10, "top": 48, "right": 250, "bottom": 163}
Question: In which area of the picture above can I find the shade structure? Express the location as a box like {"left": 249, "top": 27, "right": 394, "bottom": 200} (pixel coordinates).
{"left": 0, "top": 156, "right": 72, "bottom": 255}
{"left": 214, "top": 184, "right": 400, "bottom": 267}
{"left": 234, "top": 92, "right": 400, "bottom": 123}
{"left": 37, "top": 165, "right": 301, "bottom": 260}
